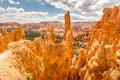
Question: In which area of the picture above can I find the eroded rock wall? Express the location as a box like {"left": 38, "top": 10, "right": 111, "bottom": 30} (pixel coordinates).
{"left": 69, "top": 6, "right": 120, "bottom": 80}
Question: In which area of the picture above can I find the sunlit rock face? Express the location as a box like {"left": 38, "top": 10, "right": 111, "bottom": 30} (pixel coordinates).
{"left": 0, "top": 41, "right": 44, "bottom": 80}
{"left": 41, "top": 11, "right": 73, "bottom": 80}
{"left": 0, "top": 11, "right": 73, "bottom": 80}
{"left": 0, "top": 33, "right": 5, "bottom": 53}
{"left": 69, "top": 6, "right": 120, "bottom": 80}
{"left": 0, "top": 27, "right": 25, "bottom": 53}
{"left": 102, "top": 6, "right": 120, "bottom": 32}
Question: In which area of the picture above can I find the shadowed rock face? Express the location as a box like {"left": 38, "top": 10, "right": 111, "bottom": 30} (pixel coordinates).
{"left": 0, "top": 11, "right": 73, "bottom": 80}
{"left": 69, "top": 6, "right": 120, "bottom": 80}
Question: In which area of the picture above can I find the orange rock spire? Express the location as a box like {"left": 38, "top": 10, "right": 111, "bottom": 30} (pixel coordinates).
{"left": 0, "top": 11, "right": 73, "bottom": 80}
{"left": 0, "top": 33, "right": 5, "bottom": 53}
{"left": 42, "top": 11, "right": 73, "bottom": 80}
{"left": 64, "top": 11, "right": 72, "bottom": 39}
{"left": 46, "top": 26, "right": 54, "bottom": 42}
{"left": 69, "top": 5, "right": 120, "bottom": 80}
{"left": 0, "top": 26, "right": 25, "bottom": 53}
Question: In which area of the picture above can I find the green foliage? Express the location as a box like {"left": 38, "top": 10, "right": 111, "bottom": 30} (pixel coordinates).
{"left": 73, "top": 37, "right": 86, "bottom": 48}
{"left": 0, "top": 28, "right": 2, "bottom": 33}
{"left": 54, "top": 34, "right": 63, "bottom": 43}
{"left": 7, "top": 28, "right": 13, "bottom": 32}
{"left": 0, "top": 27, "right": 15, "bottom": 33}
{"left": 25, "top": 31, "right": 45, "bottom": 40}
{"left": 73, "top": 36, "right": 86, "bottom": 57}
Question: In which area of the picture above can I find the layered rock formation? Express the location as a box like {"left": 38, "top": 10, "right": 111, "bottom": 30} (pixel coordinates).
{"left": 69, "top": 6, "right": 120, "bottom": 80}
{"left": 0, "top": 11, "right": 73, "bottom": 80}
{"left": 0, "top": 27, "right": 25, "bottom": 53}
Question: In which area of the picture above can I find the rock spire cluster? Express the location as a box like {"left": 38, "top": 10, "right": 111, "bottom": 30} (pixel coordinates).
{"left": 0, "top": 11, "right": 73, "bottom": 80}
{"left": 69, "top": 5, "right": 120, "bottom": 80}
{"left": 0, "top": 27, "right": 25, "bottom": 53}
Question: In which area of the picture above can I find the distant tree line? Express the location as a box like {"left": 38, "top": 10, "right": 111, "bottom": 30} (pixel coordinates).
{"left": 0, "top": 27, "right": 15, "bottom": 33}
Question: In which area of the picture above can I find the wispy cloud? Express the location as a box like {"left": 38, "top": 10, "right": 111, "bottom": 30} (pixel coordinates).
{"left": 0, "top": 7, "right": 5, "bottom": 12}
{"left": 8, "top": 0, "right": 20, "bottom": 4}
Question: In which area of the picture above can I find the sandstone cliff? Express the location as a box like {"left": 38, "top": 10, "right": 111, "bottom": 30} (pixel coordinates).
{"left": 69, "top": 6, "right": 120, "bottom": 80}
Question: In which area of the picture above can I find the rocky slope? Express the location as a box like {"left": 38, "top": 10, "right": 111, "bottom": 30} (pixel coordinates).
{"left": 0, "top": 11, "right": 73, "bottom": 80}
{"left": 69, "top": 5, "right": 120, "bottom": 80}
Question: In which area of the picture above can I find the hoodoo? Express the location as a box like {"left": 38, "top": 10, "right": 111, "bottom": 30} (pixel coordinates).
{"left": 0, "top": 11, "right": 73, "bottom": 80}
{"left": 69, "top": 6, "right": 120, "bottom": 80}
{"left": 0, "top": 27, "right": 25, "bottom": 53}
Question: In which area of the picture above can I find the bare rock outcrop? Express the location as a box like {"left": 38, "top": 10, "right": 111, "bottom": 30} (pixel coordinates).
{"left": 69, "top": 6, "right": 120, "bottom": 80}
{"left": 0, "top": 41, "right": 44, "bottom": 80}
{"left": 0, "top": 11, "right": 73, "bottom": 80}
{"left": 41, "top": 11, "right": 73, "bottom": 80}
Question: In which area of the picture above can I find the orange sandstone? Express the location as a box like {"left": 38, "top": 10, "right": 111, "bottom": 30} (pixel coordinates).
{"left": 69, "top": 5, "right": 120, "bottom": 80}
{"left": 0, "top": 26, "right": 25, "bottom": 53}
{"left": 42, "top": 11, "right": 73, "bottom": 80}
{"left": 0, "top": 11, "right": 73, "bottom": 80}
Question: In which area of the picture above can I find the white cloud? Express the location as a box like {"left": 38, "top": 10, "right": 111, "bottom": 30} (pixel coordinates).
{"left": 16, "top": 8, "right": 25, "bottom": 12}
{"left": 45, "top": 0, "right": 119, "bottom": 11}
{"left": 6, "top": 7, "right": 17, "bottom": 12}
{"left": 0, "top": 7, "right": 5, "bottom": 12}
{"left": 49, "top": 12, "right": 97, "bottom": 22}
{"left": 45, "top": 0, "right": 120, "bottom": 21}
{"left": 0, "top": 7, "right": 97, "bottom": 23}
{"left": 0, "top": 7, "right": 101, "bottom": 23}
{"left": 0, "top": 7, "right": 49, "bottom": 23}
{"left": 8, "top": 0, "right": 20, "bottom": 4}
{"left": 52, "top": 13, "right": 64, "bottom": 21}
{"left": 1, "top": 0, "right": 120, "bottom": 23}
{"left": 70, "top": 13, "right": 98, "bottom": 22}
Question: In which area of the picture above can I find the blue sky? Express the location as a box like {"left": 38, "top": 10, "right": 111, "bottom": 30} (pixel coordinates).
{"left": 0, "top": 0, "right": 119, "bottom": 23}
{"left": 0, "top": 0, "right": 65, "bottom": 16}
